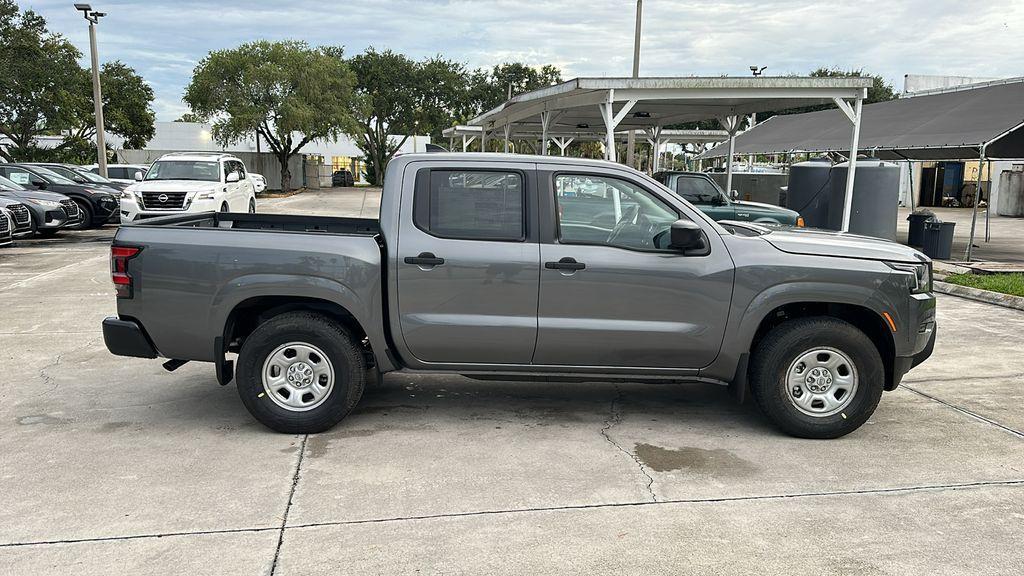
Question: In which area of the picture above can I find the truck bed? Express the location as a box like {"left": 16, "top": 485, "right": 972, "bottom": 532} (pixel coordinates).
{"left": 132, "top": 211, "right": 380, "bottom": 236}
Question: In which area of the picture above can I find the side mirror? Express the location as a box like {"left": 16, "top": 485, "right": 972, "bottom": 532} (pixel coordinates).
{"left": 134, "top": 171, "right": 144, "bottom": 181}
{"left": 31, "top": 178, "right": 47, "bottom": 189}
{"left": 669, "top": 219, "right": 704, "bottom": 251}
{"left": 730, "top": 189, "right": 739, "bottom": 200}
{"left": 225, "top": 171, "right": 240, "bottom": 183}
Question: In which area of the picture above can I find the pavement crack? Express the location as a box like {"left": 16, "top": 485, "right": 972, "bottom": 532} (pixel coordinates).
{"left": 32, "top": 337, "right": 102, "bottom": 398}
{"left": 600, "top": 385, "right": 657, "bottom": 502}
{"left": 900, "top": 384, "right": 1024, "bottom": 439}
{"left": 4, "top": 480, "right": 1022, "bottom": 549}
{"left": 269, "top": 434, "right": 308, "bottom": 576}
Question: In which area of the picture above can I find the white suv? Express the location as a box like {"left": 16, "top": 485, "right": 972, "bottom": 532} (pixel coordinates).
{"left": 119, "top": 153, "right": 256, "bottom": 223}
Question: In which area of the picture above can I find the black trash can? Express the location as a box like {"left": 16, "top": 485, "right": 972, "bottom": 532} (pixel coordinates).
{"left": 921, "top": 220, "right": 956, "bottom": 260}
{"left": 906, "top": 209, "right": 935, "bottom": 246}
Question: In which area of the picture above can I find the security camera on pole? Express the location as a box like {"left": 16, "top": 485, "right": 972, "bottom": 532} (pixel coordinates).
{"left": 74, "top": 3, "right": 108, "bottom": 178}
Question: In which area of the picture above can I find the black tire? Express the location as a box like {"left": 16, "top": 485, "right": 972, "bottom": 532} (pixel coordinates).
{"left": 248, "top": 198, "right": 256, "bottom": 213}
{"left": 36, "top": 228, "right": 59, "bottom": 238}
{"left": 749, "top": 317, "right": 884, "bottom": 439}
{"left": 69, "top": 200, "right": 93, "bottom": 230}
{"left": 220, "top": 202, "right": 229, "bottom": 212}
{"left": 236, "top": 312, "right": 366, "bottom": 433}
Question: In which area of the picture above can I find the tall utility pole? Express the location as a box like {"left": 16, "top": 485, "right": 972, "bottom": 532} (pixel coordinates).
{"left": 75, "top": 4, "right": 108, "bottom": 177}
{"left": 625, "top": 0, "right": 642, "bottom": 168}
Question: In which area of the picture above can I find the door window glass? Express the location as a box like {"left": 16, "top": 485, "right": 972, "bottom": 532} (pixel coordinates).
{"left": 555, "top": 174, "right": 678, "bottom": 251}
{"left": 415, "top": 170, "right": 524, "bottom": 241}
{"left": 675, "top": 176, "right": 724, "bottom": 205}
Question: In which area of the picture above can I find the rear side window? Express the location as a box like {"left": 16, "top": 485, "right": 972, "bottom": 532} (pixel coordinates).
{"left": 414, "top": 169, "right": 525, "bottom": 241}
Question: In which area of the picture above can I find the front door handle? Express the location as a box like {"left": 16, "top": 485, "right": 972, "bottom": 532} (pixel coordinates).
{"left": 404, "top": 252, "right": 445, "bottom": 267}
{"left": 545, "top": 257, "right": 585, "bottom": 271}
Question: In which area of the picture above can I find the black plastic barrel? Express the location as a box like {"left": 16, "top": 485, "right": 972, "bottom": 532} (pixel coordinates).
{"left": 921, "top": 220, "right": 956, "bottom": 260}
{"left": 906, "top": 209, "right": 935, "bottom": 246}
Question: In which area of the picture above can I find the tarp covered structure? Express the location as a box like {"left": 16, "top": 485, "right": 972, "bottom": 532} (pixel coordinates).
{"left": 699, "top": 78, "right": 1024, "bottom": 161}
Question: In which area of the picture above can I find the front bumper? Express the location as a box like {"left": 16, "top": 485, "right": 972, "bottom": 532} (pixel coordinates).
{"left": 889, "top": 292, "right": 937, "bottom": 390}
{"left": 103, "top": 317, "right": 158, "bottom": 358}
{"left": 120, "top": 196, "right": 219, "bottom": 223}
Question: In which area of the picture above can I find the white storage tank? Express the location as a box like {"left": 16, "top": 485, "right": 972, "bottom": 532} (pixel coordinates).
{"left": 827, "top": 159, "right": 901, "bottom": 240}
{"left": 786, "top": 158, "right": 833, "bottom": 228}
{"left": 996, "top": 169, "right": 1024, "bottom": 217}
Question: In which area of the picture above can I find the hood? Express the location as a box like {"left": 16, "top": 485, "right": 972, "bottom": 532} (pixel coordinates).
{"left": 0, "top": 196, "right": 25, "bottom": 208}
{"left": 762, "top": 226, "right": 927, "bottom": 263}
{"left": 134, "top": 180, "right": 220, "bottom": 193}
{"left": 0, "top": 188, "right": 70, "bottom": 202}
{"left": 733, "top": 199, "right": 799, "bottom": 216}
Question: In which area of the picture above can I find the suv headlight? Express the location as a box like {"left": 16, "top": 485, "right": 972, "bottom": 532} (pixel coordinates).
{"left": 886, "top": 261, "right": 932, "bottom": 294}
{"left": 28, "top": 198, "right": 62, "bottom": 208}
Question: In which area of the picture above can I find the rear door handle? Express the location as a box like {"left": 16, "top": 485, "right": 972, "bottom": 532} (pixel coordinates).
{"left": 404, "top": 252, "right": 445, "bottom": 267}
{"left": 545, "top": 257, "right": 585, "bottom": 271}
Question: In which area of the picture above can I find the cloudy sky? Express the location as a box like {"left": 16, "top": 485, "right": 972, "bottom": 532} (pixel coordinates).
{"left": 24, "top": 0, "right": 1024, "bottom": 120}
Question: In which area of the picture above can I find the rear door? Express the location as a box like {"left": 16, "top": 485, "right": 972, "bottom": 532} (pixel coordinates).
{"left": 534, "top": 167, "right": 734, "bottom": 369}
{"left": 395, "top": 161, "right": 540, "bottom": 365}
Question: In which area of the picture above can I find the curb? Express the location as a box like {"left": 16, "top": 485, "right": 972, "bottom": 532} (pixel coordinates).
{"left": 933, "top": 280, "right": 1024, "bottom": 312}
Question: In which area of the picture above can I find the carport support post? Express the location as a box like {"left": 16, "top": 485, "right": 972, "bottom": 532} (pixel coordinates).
{"left": 503, "top": 124, "right": 512, "bottom": 153}
{"left": 719, "top": 115, "right": 740, "bottom": 199}
{"left": 966, "top": 144, "right": 986, "bottom": 261}
{"left": 598, "top": 90, "right": 638, "bottom": 163}
{"left": 481, "top": 129, "right": 489, "bottom": 153}
{"left": 540, "top": 111, "right": 551, "bottom": 156}
{"left": 834, "top": 96, "right": 863, "bottom": 232}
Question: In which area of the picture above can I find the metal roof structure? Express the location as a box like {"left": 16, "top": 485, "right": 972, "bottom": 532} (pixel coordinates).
{"left": 442, "top": 124, "right": 728, "bottom": 156}
{"left": 698, "top": 77, "right": 1024, "bottom": 161}
{"left": 692, "top": 77, "right": 1024, "bottom": 259}
{"left": 464, "top": 76, "right": 872, "bottom": 230}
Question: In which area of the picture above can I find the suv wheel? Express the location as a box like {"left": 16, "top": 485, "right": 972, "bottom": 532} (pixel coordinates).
{"left": 248, "top": 198, "right": 256, "bottom": 213}
{"left": 749, "top": 317, "right": 884, "bottom": 439}
{"left": 236, "top": 312, "right": 366, "bottom": 433}
{"left": 220, "top": 202, "right": 229, "bottom": 212}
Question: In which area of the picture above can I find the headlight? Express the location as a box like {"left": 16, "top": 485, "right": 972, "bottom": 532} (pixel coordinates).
{"left": 196, "top": 191, "right": 217, "bottom": 200}
{"left": 886, "top": 261, "right": 932, "bottom": 294}
{"left": 28, "top": 199, "right": 62, "bottom": 208}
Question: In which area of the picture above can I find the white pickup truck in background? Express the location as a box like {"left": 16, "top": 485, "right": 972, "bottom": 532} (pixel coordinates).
{"left": 119, "top": 152, "right": 256, "bottom": 223}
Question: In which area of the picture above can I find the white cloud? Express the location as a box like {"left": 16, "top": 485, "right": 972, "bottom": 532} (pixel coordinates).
{"left": 22, "top": 0, "right": 1024, "bottom": 119}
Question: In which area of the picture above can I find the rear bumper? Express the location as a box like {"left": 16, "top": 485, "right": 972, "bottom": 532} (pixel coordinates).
{"left": 103, "top": 317, "right": 158, "bottom": 358}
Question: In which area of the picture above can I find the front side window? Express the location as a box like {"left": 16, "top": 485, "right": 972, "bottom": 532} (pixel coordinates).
{"left": 145, "top": 161, "right": 220, "bottom": 182}
{"left": 676, "top": 176, "right": 725, "bottom": 206}
{"left": 555, "top": 174, "right": 678, "bottom": 251}
{"left": 415, "top": 170, "right": 524, "bottom": 241}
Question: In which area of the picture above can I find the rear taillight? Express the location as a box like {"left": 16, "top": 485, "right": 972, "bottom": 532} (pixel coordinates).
{"left": 111, "top": 245, "right": 141, "bottom": 298}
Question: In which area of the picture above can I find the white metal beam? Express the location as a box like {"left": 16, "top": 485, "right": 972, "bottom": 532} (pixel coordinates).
{"left": 719, "top": 115, "right": 741, "bottom": 199}
{"left": 840, "top": 97, "right": 864, "bottom": 232}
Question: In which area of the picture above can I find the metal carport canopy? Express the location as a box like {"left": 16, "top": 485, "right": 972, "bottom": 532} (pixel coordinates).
{"left": 697, "top": 77, "right": 1024, "bottom": 161}
{"left": 467, "top": 76, "right": 872, "bottom": 230}
{"left": 695, "top": 77, "right": 1024, "bottom": 260}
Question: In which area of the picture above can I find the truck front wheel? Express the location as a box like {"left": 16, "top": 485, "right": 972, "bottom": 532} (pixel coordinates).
{"left": 235, "top": 312, "right": 366, "bottom": 433}
{"left": 749, "top": 317, "right": 884, "bottom": 439}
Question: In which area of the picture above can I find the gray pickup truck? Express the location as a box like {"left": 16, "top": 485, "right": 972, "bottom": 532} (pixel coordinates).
{"left": 103, "top": 153, "right": 936, "bottom": 438}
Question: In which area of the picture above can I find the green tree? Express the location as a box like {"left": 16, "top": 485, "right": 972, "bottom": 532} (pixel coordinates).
{"left": 175, "top": 112, "right": 202, "bottom": 123}
{"left": 348, "top": 49, "right": 475, "bottom": 185}
{"left": 184, "top": 40, "right": 356, "bottom": 192}
{"left": 0, "top": 0, "right": 81, "bottom": 161}
{"left": 469, "top": 62, "right": 563, "bottom": 114}
{"left": 67, "top": 61, "right": 155, "bottom": 151}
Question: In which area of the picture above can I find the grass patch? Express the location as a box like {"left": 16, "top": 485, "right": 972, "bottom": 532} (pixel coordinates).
{"left": 942, "top": 273, "right": 1024, "bottom": 297}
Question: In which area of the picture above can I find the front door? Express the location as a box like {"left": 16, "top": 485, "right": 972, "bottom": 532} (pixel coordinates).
{"left": 395, "top": 162, "right": 540, "bottom": 365}
{"left": 534, "top": 170, "right": 734, "bottom": 369}
{"left": 674, "top": 174, "right": 734, "bottom": 221}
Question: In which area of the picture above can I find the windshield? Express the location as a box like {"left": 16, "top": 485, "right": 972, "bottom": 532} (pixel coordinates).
{"left": 26, "top": 165, "right": 77, "bottom": 185}
{"left": 0, "top": 175, "right": 26, "bottom": 191}
{"left": 675, "top": 175, "right": 726, "bottom": 205}
{"left": 145, "top": 160, "right": 220, "bottom": 182}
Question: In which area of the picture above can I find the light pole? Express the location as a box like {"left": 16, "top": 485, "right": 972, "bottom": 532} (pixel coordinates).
{"left": 625, "top": 0, "right": 642, "bottom": 168}
{"left": 75, "top": 3, "right": 108, "bottom": 178}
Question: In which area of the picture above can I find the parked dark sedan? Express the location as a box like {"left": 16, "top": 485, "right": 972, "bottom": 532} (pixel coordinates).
{"left": 0, "top": 164, "right": 118, "bottom": 229}
{"left": 332, "top": 169, "right": 355, "bottom": 187}
{"left": 31, "top": 162, "right": 130, "bottom": 192}
{"left": 0, "top": 174, "right": 81, "bottom": 236}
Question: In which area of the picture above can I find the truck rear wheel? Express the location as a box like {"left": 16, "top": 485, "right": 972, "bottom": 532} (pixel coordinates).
{"left": 749, "top": 317, "right": 884, "bottom": 439}
{"left": 236, "top": 312, "right": 365, "bottom": 433}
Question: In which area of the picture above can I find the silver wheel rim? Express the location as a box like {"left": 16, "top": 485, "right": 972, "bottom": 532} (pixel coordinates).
{"left": 261, "top": 342, "right": 335, "bottom": 412}
{"left": 785, "top": 347, "right": 858, "bottom": 417}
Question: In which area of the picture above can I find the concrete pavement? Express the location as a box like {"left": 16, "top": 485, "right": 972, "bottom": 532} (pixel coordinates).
{"left": 1, "top": 188, "right": 1022, "bottom": 575}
